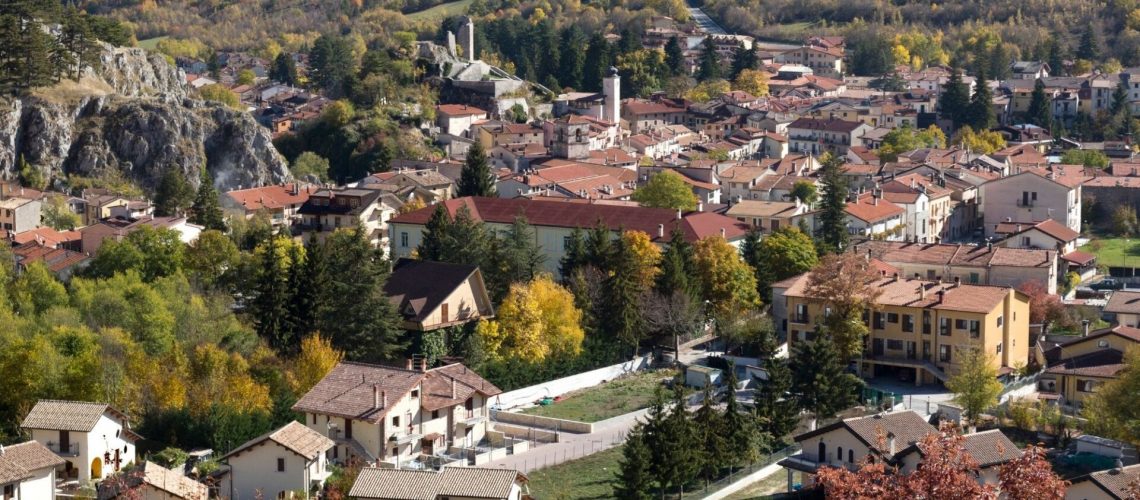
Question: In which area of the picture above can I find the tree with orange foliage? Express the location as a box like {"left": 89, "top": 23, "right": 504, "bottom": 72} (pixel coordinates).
{"left": 1017, "top": 280, "right": 1069, "bottom": 333}
{"left": 804, "top": 251, "right": 884, "bottom": 359}
{"left": 999, "top": 445, "right": 1069, "bottom": 500}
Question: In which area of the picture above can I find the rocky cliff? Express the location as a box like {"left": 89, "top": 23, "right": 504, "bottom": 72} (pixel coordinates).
{"left": 0, "top": 42, "right": 290, "bottom": 192}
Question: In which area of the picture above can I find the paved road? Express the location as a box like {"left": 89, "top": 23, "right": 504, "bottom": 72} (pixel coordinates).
{"left": 688, "top": 5, "right": 727, "bottom": 35}
{"left": 484, "top": 408, "right": 650, "bottom": 473}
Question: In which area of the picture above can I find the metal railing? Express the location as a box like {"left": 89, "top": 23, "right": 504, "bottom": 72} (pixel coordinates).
{"left": 45, "top": 442, "right": 79, "bottom": 456}
{"left": 695, "top": 445, "right": 801, "bottom": 499}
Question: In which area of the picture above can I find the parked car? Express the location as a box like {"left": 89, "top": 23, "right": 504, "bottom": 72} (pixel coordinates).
{"left": 1090, "top": 279, "right": 1124, "bottom": 291}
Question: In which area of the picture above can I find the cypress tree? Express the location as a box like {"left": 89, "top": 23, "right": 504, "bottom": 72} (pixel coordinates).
{"left": 292, "top": 234, "right": 329, "bottom": 343}
{"left": 252, "top": 236, "right": 290, "bottom": 351}
{"left": 722, "top": 366, "right": 762, "bottom": 465}
{"left": 789, "top": 332, "right": 863, "bottom": 421}
{"left": 659, "top": 384, "right": 700, "bottom": 495}
{"left": 1047, "top": 38, "right": 1066, "bottom": 77}
{"left": 602, "top": 235, "right": 646, "bottom": 354}
{"left": 1112, "top": 78, "right": 1129, "bottom": 117}
{"left": 416, "top": 204, "right": 452, "bottom": 261}
{"left": 815, "top": 155, "right": 850, "bottom": 254}
{"left": 939, "top": 68, "right": 970, "bottom": 128}
{"left": 740, "top": 228, "right": 762, "bottom": 295}
{"left": 693, "top": 386, "right": 726, "bottom": 486}
{"left": 189, "top": 170, "right": 226, "bottom": 231}
{"left": 457, "top": 140, "right": 495, "bottom": 197}
{"left": 1026, "top": 78, "right": 1052, "bottom": 129}
{"left": 696, "top": 37, "right": 721, "bottom": 81}
{"left": 613, "top": 423, "right": 654, "bottom": 500}
{"left": 558, "top": 227, "right": 587, "bottom": 282}
{"left": 664, "top": 36, "right": 686, "bottom": 76}
{"left": 967, "top": 69, "right": 996, "bottom": 131}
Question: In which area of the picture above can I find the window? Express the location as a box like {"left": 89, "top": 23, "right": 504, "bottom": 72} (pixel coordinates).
{"left": 873, "top": 312, "right": 885, "bottom": 330}
{"left": 392, "top": 447, "right": 398, "bottom": 456}
{"left": 939, "top": 345, "right": 952, "bottom": 362}
{"left": 794, "top": 304, "right": 809, "bottom": 323}
{"left": 848, "top": 449, "right": 854, "bottom": 463}
{"left": 887, "top": 340, "right": 904, "bottom": 350}
{"left": 1098, "top": 340, "right": 1109, "bottom": 348}
{"left": 563, "top": 236, "right": 571, "bottom": 250}
{"left": 837, "top": 446, "right": 844, "bottom": 462}
{"left": 997, "top": 315, "right": 1004, "bottom": 328}
{"left": 411, "top": 390, "right": 419, "bottom": 398}
{"left": 277, "top": 458, "right": 285, "bottom": 472}
{"left": 432, "top": 410, "right": 439, "bottom": 419}
{"left": 968, "top": 320, "right": 980, "bottom": 338}
{"left": 392, "top": 416, "right": 400, "bottom": 427}
{"left": 927, "top": 269, "right": 937, "bottom": 279}
{"left": 996, "top": 343, "right": 1003, "bottom": 354}
{"left": 400, "top": 232, "right": 409, "bottom": 248}
{"left": 902, "top": 314, "right": 914, "bottom": 333}
{"left": 311, "top": 414, "right": 316, "bottom": 425}
{"left": 1021, "top": 236, "right": 1031, "bottom": 247}
{"left": 887, "top": 313, "right": 899, "bottom": 324}
{"left": 923, "top": 311, "right": 931, "bottom": 334}
{"left": 969, "top": 272, "right": 979, "bottom": 284}
{"left": 939, "top": 318, "right": 951, "bottom": 336}
{"left": 955, "top": 319, "right": 968, "bottom": 330}
{"left": 1078, "top": 380, "right": 1100, "bottom": 393}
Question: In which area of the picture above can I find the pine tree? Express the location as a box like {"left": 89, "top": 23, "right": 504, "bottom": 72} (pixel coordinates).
{"left": 740, "top": 228, "right": 762, "bottom": 294}
{"left": 155, "top": 168, "right": 194, "bottom": 217}
{"left": 939, "top": 68, "right": 971, "bottom": 128}
{"left": 753, "top": 329, "right": 799, "bottom": 444}
{"left": 988, "top": 43, "right": 1010, "bottom": 81}
{"left": 602, "top": 235, "right": 646, "bottom": 353}
{"left": 1112, "top": 78, "right": 1130, "bottom": 117}
{"left": 438, "top": 206, "right": 492, "bottom": 267}
{"left": 252, "top": 236, "right": 290, "bottom": 351}
{"left": 1047, "top": 37, "right": 1066, "bottom": 77}
{"left": 613, "top": 423, "right": 655, "bottom": 500}
{"left": 583, "top": 33, "right": 612, "bottom": 93}
{"left": 559, "top": 227, "right": 587, "bottom": 281}
{"left": 649, "top": 385, "right": 700, "bottom": 495}
{"left": 729, "top": 45, "right": 758, "bottom": 80}
{"left": 693, "top": 386, "right": 726, "bottom": 486}
{"left": 189, "top": 170, "right": 226, "bottom": 231}
{"left": 664, "top": 36, "right": 686, "bottom": 76}
{"left": 1078, "top": 23, "right": 1101, "bottom": 62}
{"left": 816, "top": 154, "right": 850, "bottom": 254}
{"left": 1026, "top": 78, "right": 1052, "bottom": 129}
{"left": 722, "top": 366, "right": 762, "bottom": 465}
{"left": 696, "top": 37, "right": 721, "bottom": 81}
{"left": 290, "top": 234, "right": 329, "bottom": 346}
{"left": 323, "top": 226, "right": 404, "bottom": 362}
{"left": 271, "top": 52, "right": 298, "bottom": 86}
{"left": 655, "top": 228, "right": 695, "bottom": 296}
{"left": 617, "top": 26, "right": 642, "bottom": 54}
{"left": 584, "top": 221, "right": 613, "bottom": 269}
{"left": 790, "top": 332, "right": 863, "bottom": 421}
{"left": 485, "top": 216, "right": 545, "bottom": 303}
{"left": 416, "top": 204, "right": 451, "bottom": 261}
{"left": 457, "top": 140, "right": 495, "bottom": 197}
{"left": 966, "top": 69, "right": 995, "bottom": 131}
{"left": 558, "top": 25, "right": 586, "bottom": 90}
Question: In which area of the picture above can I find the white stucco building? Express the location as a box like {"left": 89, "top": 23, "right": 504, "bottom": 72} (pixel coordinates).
{"left": 220, "top": 421, "right": 334, "bottom": 499}
{"left": 0, "top": 440, "right": 66, "bottom": 499}
{"left": 21, "top": 400, "right": 140, "bottom": 484}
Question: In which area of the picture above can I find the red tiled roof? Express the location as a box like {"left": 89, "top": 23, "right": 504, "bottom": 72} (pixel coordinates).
{"left": 436, "top": 104, "right": 488, "bottom": 117}
{"left": 12, "top": 242, "right": 89, "bottom": 273}
{"left": 784, "top": 273, "right": 1014, "bottom": 314}
{"left": 390, "top": 197, "right": 748, "bottom": 243}
{"left": 1061, "top": 250, "right": 1096, "bottom": 266}
{"left": 996, "top": 219, "right": 1079, "bottom": 243}
{"left": 11, "top": 227, "right": 81, "bottom": 247}
{"left": 788, "top": 117, "right": 864, "bottom": 133}
{"left": 1104, "top": 291, "right": 1140, "bottom": 315}
{"left": 225, "top": 183, "right": 316, "bottom": 212}
{"left": 845, "top": 193, "right": 904, "bottom": 223}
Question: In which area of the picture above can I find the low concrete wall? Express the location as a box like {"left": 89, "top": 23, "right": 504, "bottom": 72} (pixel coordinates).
{"left": 492, "top": 355, "right": 651, "bottom": 410}
{"left": 495, "top": 424, "right": 559, "bottom": 443}
{"left": 493, "top": 411, "right": 593, "bottom": 434}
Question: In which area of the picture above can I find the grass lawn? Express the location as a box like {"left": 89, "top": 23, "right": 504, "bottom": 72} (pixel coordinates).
{"left": 137, "top": 36, "right": 169, "bottom": 50}
{"left": 724, "top": 470, "right": 794, "bottom": 499}
{"left": 406, "top": 0, "right": 474, "bottom": 21}
{"left": 1080, "top": 237, "right": 1140, "bottom": 268}
{"left": 519, "top": 369, "right": 675, "bottom": 423}
{"left": 527, "top": 445, "right": 621, "bottom": 500}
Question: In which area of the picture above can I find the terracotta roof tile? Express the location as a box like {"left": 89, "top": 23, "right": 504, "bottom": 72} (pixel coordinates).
{"left": 223, "top": 421, "right": 333, "bottom": 461}
{"left": 436, "top": 104, "right": 488, "bottom": 117}
{"left": 785, "top": 275, "right": 1012, "bottom": 314}
{"left": 22, "top": 400, "right": 119, "bottom": 432}
{"left": 0, "top": 441, "right": 65, "bottom": 484}
{"left": 224, "top": 183, "right": 315, "bottom": 212}
{"left": 350, "top": 466, "right": 523, "bottom": 499}
{"left": 1105, "top": 291, "right": 1140, "bottom": 315}
{"left": 1086, "top": 463, "right": 1140, "bottom": 498}
{"left": 845, "top": 193, "right": 904, "bottom": 223}
{"left": 1046, "top": 348, "right": 1127, "bottom": 378}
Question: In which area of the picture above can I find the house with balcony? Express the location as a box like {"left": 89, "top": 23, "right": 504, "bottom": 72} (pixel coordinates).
{"left": 292, "top": 361, "right": 501, "bottom": 469}
{"left": 349, "top": 466, "right": 530, "bottom": 500}
{"left": 221, "top": 183, "right": 317, "bottom": 228}
{"left": 844, "top": 191, "right": 905, "bottom": 241}
{"left": 851, "top": 241, "right": 1059, "bottom": 295}
{"left": 0, "top": 440, "right": 66, "bottom": 499}
{"left": 993, "top": 219, "right": 1079, "bottom": 254}
{"left": 786, "top": 118, "right": 870, "bottom": 156}
{"left": 778, "top": 411, "right": 1020, "bottom": 492}
{"left": 219, "top": 421, "right": 334, "bottom": 500}
{"left": 1038, "top": 326, "right": 1140, "bottom": 408}
{"left": 384, "top": 259, "right": 495, "bottom": 332}
{"left": 980, "top": 170, "right": 1083, "bottom": 238}
{"left": 779, "top": 273, "right": 1030, "bottom": 386}
{"left": 21, "top": 400, "right": 141, "bottom": 483}
{"left": 297, "top": 188, "right": 402, "bottom": 249}
{"left": 725, "top": 200, "right": 810, "bottom": 233}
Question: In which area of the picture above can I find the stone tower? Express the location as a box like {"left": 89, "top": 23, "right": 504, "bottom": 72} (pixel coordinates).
{"left": 602, "top": 66, "right": 620, "bottom": 125}
{"left": 457, "top": 17, "right": 475, "bottom": 62}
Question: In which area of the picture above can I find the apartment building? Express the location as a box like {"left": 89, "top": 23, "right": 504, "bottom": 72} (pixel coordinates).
{"left": 853, "top": 241, "right": 1059, "bottom": 295}
{"left": 786, "top": 118, "right": 870, "bottom": 156}
{"left": 293, "top": 361, "right": 500, "bottom": 468}
{"left": 780, "top": 274, "right": 1030, "bottom": 386}
{"left": 980, "top": 170, "right": 1083, "bottom": 238}
{"left": 297, "top": 188, "right": 403, "bottom": 248}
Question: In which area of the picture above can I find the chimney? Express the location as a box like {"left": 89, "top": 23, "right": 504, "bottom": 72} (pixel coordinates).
{"left": 1082, "top": 319, "right": 1091, "bottom": 337}
{"left": 373, "top": 385, "right": 381, "bottom": 409}
{"left": 406, "top": 359, "right": 413, "bottom": 370}
{"left": 887, "top": 432, "right": 897, "bottom": 455}
{"left": 873, "top": 197, "right": 879, "bottom": 206}
{"left": 892, "top": 272, "right": 900, "bottom": 282}
{"left": 720, "top": 227, "right": 726, "bottom": 238}
{"left": 658, "top": 223, "right": 665, "bottom": 238}
{"left": 697, "top": 202, "right": 704, "bottom": 212}
{"left": 1016, "top": 224, "right": 1022, "bottom": 233}
{"left": 919, "top": 284, "right": 926, "bottom": 299}
{"left": 937, "top": 290, "right": 944, "bottom": 304}
{"left": 451, "top": 377, "right": 457, "bottom": 399}
{"left": 953, "top": 276, "right": 961, "bottom": 287}
{"left": 676, "top": 209, "right": 682, "bottom": 220}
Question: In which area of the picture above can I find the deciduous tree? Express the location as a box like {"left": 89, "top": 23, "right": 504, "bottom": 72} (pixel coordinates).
{"left": 692, "top": 236, "right": 760, "bottom": 317}
{"left": 1084, "top": 347, "right": 1140, "bottom": 447}
{"left": 946, "top": 345, "right": 1003, "bottom": 426}
{"left": 632, "top": 170, "right": 699, "bottom": 211}
{"left": 804, "top": 252, "right": 882, "bottom": 358}
{"left": 475, "top": 275, "right": 584, "bottom": 362}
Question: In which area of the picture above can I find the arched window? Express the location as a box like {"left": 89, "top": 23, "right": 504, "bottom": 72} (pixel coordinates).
{"left": 848, "top": 449, "right": 854, "bottom": 463}
{"left": 837, "top": 446, "right": 844, "bottom": 462}
{"left": 818, "top": 442, "right": 826, "bottom": 462}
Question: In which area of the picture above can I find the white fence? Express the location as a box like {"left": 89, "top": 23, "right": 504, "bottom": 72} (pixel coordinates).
{"left": 491, "top": 355, "right": 652, "bottom": 411}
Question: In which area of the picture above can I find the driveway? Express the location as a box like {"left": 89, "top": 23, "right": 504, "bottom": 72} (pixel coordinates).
{"left": 688, "top": 6, "right": 727, "bottom": 35}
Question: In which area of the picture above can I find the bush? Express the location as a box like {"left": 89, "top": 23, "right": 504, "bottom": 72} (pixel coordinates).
{"left": 151, "top": 447, "right": 189, "bottom": 469}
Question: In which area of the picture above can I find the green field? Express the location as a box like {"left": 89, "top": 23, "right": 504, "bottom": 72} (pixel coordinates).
{"left": 406, "top": 0, "right": 474, "bottom": 21}
{"left": 725, "top": 471, "right": 795, "bottom": 499}
{"left": 1080, "top": 238, "right": 1140, "bottom": 268}
{"left": 527, "top": 446, "right": 622, "bottom": 500}
{"left": 519, "top": 370, "right": 674, "bottom": 423}
{"left": 137, "top": 36, "right": 169, "bottom": 50}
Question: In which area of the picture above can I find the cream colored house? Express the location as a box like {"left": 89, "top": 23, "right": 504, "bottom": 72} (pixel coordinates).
{"left": 980, "top": 171, "right": 1083, "bottom": 238}
{"left": 1039, "top": 326, "right": 1140, "bottom": 407}
{"left": 853, "top": 241, "right": 1059, "bottom": 295}
{"left": 21, "top": 400, "right": 141, "bottom": 483}
{"left": 726, "top": 200, "right": 810, "bottom": 233}
{"left": 349, "top": 467, "right": 529, "bottom": 500}
{"left": 993, "top": 219, "right": 1080, "bottom": 254}
{"left": 779, "top": 411, "right": 1019, "bottom": 492}
{"left": 384, "top": 259, "right": 494, "bottom": 332}
{"left": 220, "top": 421, "right": 334, "bottom": 500}
{"left": 297, "top": 188, "right": 403, "bottom": 250}
{"left": 0, "top": 441, "right": 66, "bottom": 499}
{"left": 845, "top": 192, "right": 905, "bottom": 241}
{"left": 292, "top": 362, "right": 500, "bottom": 468}
{"left": 1104, "top": 291, "right": 1140, "bottom": 328}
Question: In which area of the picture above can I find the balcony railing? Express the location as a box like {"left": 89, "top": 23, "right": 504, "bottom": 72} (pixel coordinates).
{"left": 45, "top": 442, "right": 80, "bottom": 457}
{"left": 792, "top": 313, "right": 810, "bottom": 324}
